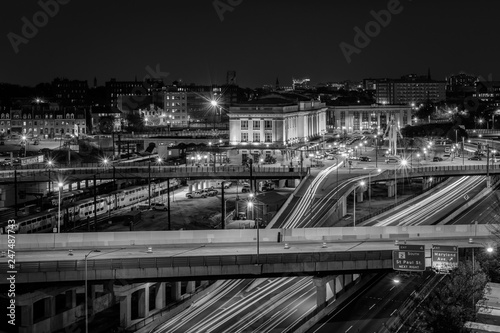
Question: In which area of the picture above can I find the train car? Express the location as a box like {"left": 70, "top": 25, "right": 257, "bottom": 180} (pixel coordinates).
{"left": 13, "top": 209, "right": 58, "bottom": 234}
{"left": 46, "top": 189, "right": 87, "bottom": 207}
{"left": 10, "top": 178, "right": 179, "bottom": 233}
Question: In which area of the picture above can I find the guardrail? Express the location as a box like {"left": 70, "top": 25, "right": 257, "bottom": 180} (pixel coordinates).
{"left": 0, "top": 166, "right": 310, "bottom": 180}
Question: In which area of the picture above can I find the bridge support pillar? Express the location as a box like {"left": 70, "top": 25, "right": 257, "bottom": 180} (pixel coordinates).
{"left": 85, "top": 179, "right": 89, "bottom": 188}
{"left": 387, "top": 181, "right": 395, "bottom": 197}
{"left": 338, "top": 195, "right": 347, "bottom": 217}
{"left": 118, "top": 293, "right": 131, "bottom": 327}
{"left": 76, "top": 181, "right": 81, "bottom": 190}
{"left": 66, "top": 289, "right": 76, "bottom": 309}
{"left": 156, "top": 282, "right": 166, "bottom": 310}
{"left": 44, "top": 297, "right": 53, "bottom": 318}
{"left": 356, "top": 190, "right": 364, "bottom": 203}
{"left": 186, "top": 281, "right": 195, "bottom": 294}
{"left": 20, "top": 304, "right": 33, "bottom": 326}
{"left": 312, "top": 275, "right": 336, "bottom": 308}
{"left": 171, "top": 281, "right": 182, "bottom": 301}
{"left": 137, "top": 287, "right": 147, "bottom": 318}
{"left": 68, "top": 183, "right": 73, "bottom": 191}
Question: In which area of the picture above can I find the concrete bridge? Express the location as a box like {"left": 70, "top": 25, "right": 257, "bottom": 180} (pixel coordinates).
{"left": 0, "top": 165, "right": 309, "bottom": 184}
{"left": 2, "top": 225, "right": 493, "bottom": 332}
{"left": 2, "top": 225, "right": 493, "bottom": 285}
{"left": 1, "top": 162, "right": 500, "bottom": 185}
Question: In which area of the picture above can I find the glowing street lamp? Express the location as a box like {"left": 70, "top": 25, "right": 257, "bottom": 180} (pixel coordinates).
{"left": 210, "top": 100, "right": 218, "bottom": 130}
{"left": 58, "top": 182, "right": 64, "bottom": 233}
{"left": 395, "top": 159, "right": 408, "bottom": 205}
{"left": 353, "top": 181, "right": 365, "bottom": 227}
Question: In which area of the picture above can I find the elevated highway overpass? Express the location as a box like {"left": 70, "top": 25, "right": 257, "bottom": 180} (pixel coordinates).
{"left": 1, "top": 225, "right": 494, "bottom": 285}
{"left": 0, "top": 163, "right": 499, "bottom": 184}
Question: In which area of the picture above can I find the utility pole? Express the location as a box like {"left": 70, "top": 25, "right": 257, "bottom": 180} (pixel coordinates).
{"left": 167, "top": 179, "right": 171, "bottom": 230}
{"left": 221, "top": 181, "right": 225, "bottom": 229}
{"left": 148, "top": 161, "right": 151, "bottom": 206}
{"left": 14, "top": 169, "right": 18, "bottom": 218}
{"left": 487, "top": 144, "right": 490, "bottom": 188}
{"left": 249, "top": 159, "right": 253, "bottom": 193}
{"left": 93, "top": 174, "right": 97, "bottom": 230}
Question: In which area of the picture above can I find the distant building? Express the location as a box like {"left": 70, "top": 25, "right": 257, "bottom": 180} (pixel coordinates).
{"left": 375, "top": 74, "right": 446, "bottom": 105}
{"left": 228, "top": 93, "right": 327, "bottom": 163}
{"left": 91, "top": 106, "right": 122, "bottom": 134}
{"left": 106, "top": 78, "right": 164, "bottom": 108}
{"left": 52, "top": 78, "right": 89, "bottom": 106}
{"left": 292, "top": 78, "right": 311, "bottom": 90}
{"left": 474, "top": 81, "right": 500, "bottom": 102}
{"left": 446, "top": 73, "right": 478, "bottom": 92}
{"left": 0, "top": 99, "right": 87, "bottom": 137}
{"left": 327, "top": 104, "right": 413, "bottom": 133}
{"left": 117, "top": 84, "right": 237, "bottom": 127}
{"left": 363, "top": 78, "right": 378, "bottom": 91}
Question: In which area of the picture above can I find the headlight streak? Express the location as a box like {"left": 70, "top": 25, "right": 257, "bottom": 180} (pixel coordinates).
{"left": 223, "top": 278, "right": 312, "bottom": 333}
{"left": 185, "top": 278, "right": 291, "bottom": 333}
{"left": 371, "top": 176, "right": 483, "bottom": 227}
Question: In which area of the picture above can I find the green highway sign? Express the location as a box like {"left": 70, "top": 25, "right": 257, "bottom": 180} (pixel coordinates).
{"left": 432, "top": 244, "right": 458, "bottom": 273}
{"left": 399, "top": 244, "right": 425, "bottom": 251}
{"left": 393, "top": 250, "right": 426, "bottom": 272}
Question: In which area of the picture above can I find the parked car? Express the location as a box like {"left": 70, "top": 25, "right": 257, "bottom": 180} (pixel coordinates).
{"left": 241, "top": 185, "right": 251, "bottom": 193}
{"left": 468, "top": 156, "right": 482, "bottom": 161}
{"left": 385, "top": 157, "right": 399, "bottom": 164}
{"left": 359, "top": 156, "right": 371, "bottom": 162}
{"left": 201, "top": 188, "right": 218, "bottom": 196}
{"left": 186, "top": 191, "right": 207, "bottom": 199}
{"left": 262, "top": 182, "right": 275, "bottom": 191}
{"left": 433, "top": 157, "right": 443, "bottom": 162}
{"left": 151, "top": 202, "right": 168, "bottom": 211}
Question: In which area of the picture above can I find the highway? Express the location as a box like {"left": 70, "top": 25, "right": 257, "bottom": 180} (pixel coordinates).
{"left": 362, "top": 175, "right": 487, "bottom": 226}
{"left": 148, "top": 159, "right": 495, "bottom": 332}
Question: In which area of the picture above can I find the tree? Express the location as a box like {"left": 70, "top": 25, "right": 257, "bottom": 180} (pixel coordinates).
{"left": 125, "top": 113, "right": 144, "bottom": 132}
{"left": 98, "top": 116, "right": 115, "bottom": 134}
{"left": 418, "top": 262, "right": 488, "bottom": 333}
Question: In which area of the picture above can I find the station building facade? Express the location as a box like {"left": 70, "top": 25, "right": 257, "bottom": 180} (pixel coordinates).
{"left": 227, "top": 93, "right": 327, "bottom": 164}
{"left": 327, "top": 104, "right": 413, "bottom": 134}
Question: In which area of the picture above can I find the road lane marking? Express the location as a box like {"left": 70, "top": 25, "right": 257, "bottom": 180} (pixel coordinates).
{"left": 391, "top": 309, "right": 397, "bottom": 316}
{"left": 389, "top": 286, "right": 395, "bottom": 291}
{"left": 346, "top": 325, "right": 353, "bottom": 332}
{"left": 369, "top": 304, "right": 375, "bottom": 310}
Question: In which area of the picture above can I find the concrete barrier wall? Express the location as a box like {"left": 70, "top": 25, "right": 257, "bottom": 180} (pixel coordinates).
{"left": 2, "top": 225, "right": 492, "bottom": 250}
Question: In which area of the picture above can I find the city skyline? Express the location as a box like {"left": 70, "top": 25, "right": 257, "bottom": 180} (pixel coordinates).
{"left": 1, "top": 0, "right": 499, "bottom": 88}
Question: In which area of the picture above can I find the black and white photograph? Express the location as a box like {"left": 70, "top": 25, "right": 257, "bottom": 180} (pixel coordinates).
{"left": 1, "top": 1, "right": 500, "bottom": 332}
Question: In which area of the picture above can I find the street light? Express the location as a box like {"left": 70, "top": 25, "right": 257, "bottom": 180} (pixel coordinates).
{"left": 367, "top": 168, "right": 382, "bottom": 212}
{"left": 85, "top": 249, "right": 101, "bottom": 333}
{"left": 47, "top": 160, "right": 54, "bottom": 193}
{"left": 395, "top": 159, "right": 408, "bottom": 205}
{"left": 353, "top": 181, "right": 365, "bottom": 227}
{"left": 210, "top": 100, "right": 218, "bottom": 130}
{"left": 247, "top": 192, "right": 260, "bottom": 263}
{"left": 57, "top": 181, "right": 63, "bottom": 233}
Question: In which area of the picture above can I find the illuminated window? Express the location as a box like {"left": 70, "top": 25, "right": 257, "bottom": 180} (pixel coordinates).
{"left": 241, "top": 132, "right": 248, "bottom": 142}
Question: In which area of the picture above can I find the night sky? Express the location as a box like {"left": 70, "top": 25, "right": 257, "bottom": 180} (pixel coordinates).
{"left": 1, "top": 0, "right": 499, "bottom": 88}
